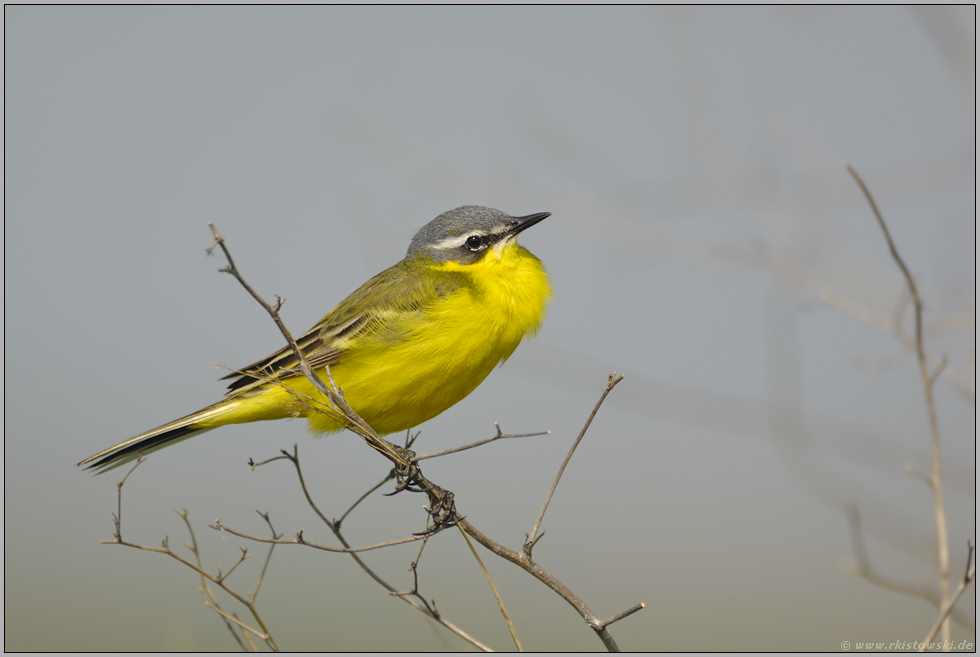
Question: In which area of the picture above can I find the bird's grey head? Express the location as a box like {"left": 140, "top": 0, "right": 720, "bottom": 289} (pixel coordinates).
{"left": 408, "top": 206, "right": 550, "bottom": 264}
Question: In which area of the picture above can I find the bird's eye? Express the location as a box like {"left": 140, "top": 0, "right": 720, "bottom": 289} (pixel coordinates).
{"left": 465, "top": 235, "right": 484, "bottom": 251}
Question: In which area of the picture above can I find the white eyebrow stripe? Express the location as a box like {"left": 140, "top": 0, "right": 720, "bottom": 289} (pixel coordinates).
{"left": 430, "top": 231, "right": 484, "bottom": 250}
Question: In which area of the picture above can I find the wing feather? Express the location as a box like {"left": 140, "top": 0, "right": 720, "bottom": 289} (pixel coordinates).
{"left": 221, "top": 261, "right": 469, "bottom": 395}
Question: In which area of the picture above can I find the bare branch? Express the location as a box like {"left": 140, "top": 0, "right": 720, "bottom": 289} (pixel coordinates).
{"left": 713, "top": 243, "right": 974, "bottom": 404}
{"left": 201, "top": 597, "right": 273, "bottom": 649}
{"left": 460, "top": 519, "right": 643, "bottom": 652}
{"left": 847, "top": 506, "right": 934, "bottom": 597}
{"left": 207, "top": 223, "right": 409, "bottom": 468}
{"left": 416, "top": 424, "right": 551, "bottom": 461}
{"left": 848, "top": 164, "right": 951, "bottom": 643}
{"left": 174, "top": 509, "right": 250, "bottom": 650}
{"left": 526, "top": 372, "right": 624, "bottom": 555}
{"left": 111, "top": 456, "right": 146, "bottom": 541}
{"left": 848, "top": 483, "right": 972, "bottom": 627}
{"left": 211, "top": 519, "right": 429, "bottom": 553}
{"left": 101, "top": 459, "right": 283, "bottom": 649}
{"left": 241, "top": 445, "right": 494, "bottom": 651}
{"left": 108, "top": 227, "right": 639, "bottom": 652}
{"left": 459, "top": 524, "right": 522, "bottom": 651}
{"left": 336, "top": 474, "right": 396, "bottom": 529}
{"left": 251, "top": 511, "right": 280, "bottom": 602}
{"left": 596, "top": 603, "right": 646, "bottom": 629}
{"left": 208, "top": 224, "right": 459, "bottom": 537}
{"left": 919, "top": 542, "right": 976, "bottom": 650}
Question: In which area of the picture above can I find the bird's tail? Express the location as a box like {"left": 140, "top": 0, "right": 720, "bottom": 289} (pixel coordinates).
{"left": 78, "top": 400, "right": 239, "bottom": 474}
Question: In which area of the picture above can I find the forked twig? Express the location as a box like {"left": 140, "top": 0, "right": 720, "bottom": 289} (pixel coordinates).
{"left": 176, "top": 509, "right": 249, "bottom": 650}
{"left": 845, "top": 505, "right": 972, "bottom": 630}
{"left": 244, "top": 445, "right": 493, "bottom": 651}
{"left": 459, "top": 519, "right": 641, "bottom": 652}
{"left": 919, "top": 542, "right": 976, "bottom": 651}
{"left": 456, "top": 372, "right": 642, "bottom": 652}
{"left": 104, "top": 471, "right": 280, "bottom": 651}
{"left": 250, "top": 512, "right": 280, "bottom": 600}
{"left": 847, "top": 165, "right": 952, "bottom": 643}
{"left": 211, "top": 518, "right": 428, "bottom": 553}
{"left": 336, "top": 474, "right": 396, "bottom": 528}
{"left": 416, "top": 423, "right": 550, "bottom": 461}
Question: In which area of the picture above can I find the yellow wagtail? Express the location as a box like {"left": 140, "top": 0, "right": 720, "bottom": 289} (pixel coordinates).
{"left": 79, "top": 206, "right": 551, "bottom": 473}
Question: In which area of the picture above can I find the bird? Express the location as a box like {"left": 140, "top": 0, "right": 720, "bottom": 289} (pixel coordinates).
{"left": 79, "top": 206, "right": 552, "bottom": 473}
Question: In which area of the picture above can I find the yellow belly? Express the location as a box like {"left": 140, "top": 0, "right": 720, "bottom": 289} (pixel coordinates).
{"left": 218, "top": 243, "right": 550, "bottom": 436}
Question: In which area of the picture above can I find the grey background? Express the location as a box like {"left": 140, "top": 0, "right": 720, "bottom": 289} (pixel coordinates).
{"left": 5, "top": 6, "right": 975, "bottom": 651}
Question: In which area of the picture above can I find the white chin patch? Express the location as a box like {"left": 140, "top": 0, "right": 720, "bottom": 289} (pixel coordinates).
{"left": 491, "top": 236, "right": 515, "bottom": 255}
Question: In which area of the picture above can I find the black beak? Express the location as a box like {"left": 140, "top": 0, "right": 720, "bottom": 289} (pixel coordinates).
{"left": 508, "top": 212, "right": 551, "bottom": 237}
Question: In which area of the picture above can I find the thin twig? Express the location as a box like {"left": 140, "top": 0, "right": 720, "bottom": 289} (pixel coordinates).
{"left": 202, "top": 598, "right": 272, "bottom": 647}
{"left": 713, "top": 243, "right": 974, "bottom": 404}
{"left": 526, "top": 372, "right": 624, "bottom": 556}
{"left": 205, "top": 228, "right": 635, "bottom": 650}
{"left": 105, "top": 462, "right": 280, "bottom": 650}
{"left": 848, "top": 164, "right": 951, "bottom": 644}
{"left": 459, "top": 524, "right": 522, "bottom": 651}
{"left": 216, "top": 548, "right": 250, "bottom": 584}
{"left": 460, "top": 519, "right": 642, "bottom": 652}
{"left": 336, "top": 474, "right": 396, "bottom": 528}
{"left": 106, "top": 522, "right": 279, "bottom": 648}
{"left": 207, "top": 223, "right": 408, "bottom": 466}
{"left": 847, "top": 504, "right": 928, "bottom": 599}
{"left": 919, "top": 542, "right": 976, "bottom": 651}
{"left": 929, "top": 356, "right": 948, "bottom": 387}
{"left": 176, "top": 509, "right": 250, "bottom": 651}
{"left": 251, "top": 511, "right": 281, "bottom": 601}
{"left": 205, "top": 230, "right": 500, "bottom": 647}
{"left": 211, "top": 519, "right": 429, "bottom": 553}
{"left": 112, "top": 456, "right": 146, "bottom": 541}
{"left": 844, "top": 506, "right": 972, "bottom": 630}
{"left": 247, "top": 445, "right": 493, "bottom": 651}
{"left": 210, "top": 223, "right": 460, "bottom": 534}
{"left": 416, "top": 424, "right": 551, "bottom": 461}
{"left": 905, "top": 466, "right": 934, "bottom": 488}
{"left": 102, "top": 226, "right": 643, "bottom": 652}
{"left": 596, "top": 603, "right": 646, "bottom": 629}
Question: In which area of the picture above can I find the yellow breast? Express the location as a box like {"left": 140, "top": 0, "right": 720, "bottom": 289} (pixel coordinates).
{"left": 293, "top": 241, "right": 551, "bottom": 435}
